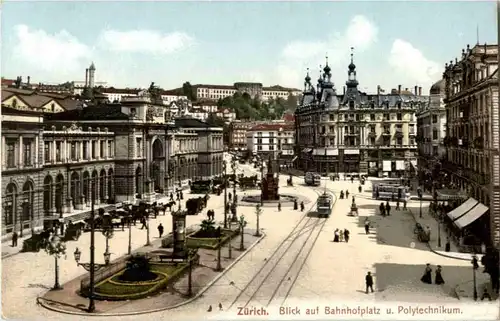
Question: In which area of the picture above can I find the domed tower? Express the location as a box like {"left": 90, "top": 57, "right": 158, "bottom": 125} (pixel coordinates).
{"left": 88, "top": 62, "right": 96, "bottom": 88}
{"left": 345, "top": 47, "right": 359, "bottom": 89}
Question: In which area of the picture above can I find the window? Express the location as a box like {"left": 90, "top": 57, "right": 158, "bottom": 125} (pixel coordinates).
{"left": 257, "top": 138, "right": 262, "bottom": 144}
{"left": 329, "top": 114, "right": 335, "bottom": 121}
{"left": 349, "top": 101, "right": 355, "bottom": 109}
{"left": 23, "top": 140, "right": 32, "bottom": 166}
{"left": 397, "top": 113, "right": 402, "bottom": 121}
{"left": 432, "top": 115, "right": 438, "bottom": 123}
{"left": 433, "top": 146, "right": 438, "bottom": 156}
{"left": 370, "top": 137, "right": 376, "bottom": 145}
{"left": 356, "top": 114, "right": 360, "bottom": 121}
{"left": 410, "top": 137, "right": 416, "bottom": 145}
{"left": 56, "top": 142, "right": 62, "bottom": 162}
{"left": 432, "top": 129, "right": 438, "bottom": 140}
{"left": 269, "top": 132, "right": 275, "bottom": 137}
{"left": 370, "top": 114, "right": 375, "bottom": 121}
{"left": 51, "top": 103, "right": 55, "bottom": 112}
{"left": 257, "top": 145, "right": 262, "bottom": 151}
{"left": 108, "top": 141, "right": 112, "bottom": 157}
{"left": 383, "top": 113, "right": 389, "bottom": 120}
{"left": 83, "top": 142, "right": 88, "bottom": 159}
{"left": 269, "top": 138, "right": 274, "bottom": 144}
{"left": 396, "top": 137, "right": 403, "bottom": 145}
{"left": 269, "top": 145, "right": 274, "bottom": 151}
{"left": 70, "top": 142, "right": 77, "bottom": 160}
{"left": 91, "top": 141, "right": 96, "bottom": 159}
{"left": 44, "top": 142, "right": 50, "bottom": 163}
{"left": 100, "top": 141, "right": 105, "bottom": 158}
{"left": 136, "top": 138, "right": 142, "bottom": 157}
{"left": 6, "top": 141, "right": 16, "bottom": 168}
{"left": 257, "top": 132, "right": 262, "bottom": 136}
{"left": 344, "top": 114, "right": 348, "bottom": 121}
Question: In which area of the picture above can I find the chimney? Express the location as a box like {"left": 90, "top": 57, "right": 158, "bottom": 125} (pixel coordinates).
{"left": 85, "top": 69, "right": 89, "bottom": 87}
{"left": 377, "top": 85, "right": 380, "bottom": 95}
{"left": 414, "top": 85, "right": 418, "bottom": 96}
{"left": 398, "top": 85, "right": 401, "bottom": 94}
{"left": 343, "top": 86, "right": 346, "bottom": 95}
{"left": 27, "top": 76, "right": 30, "bottom": 85}
{"left": 418, "top": 87, "right": 422, "bottom": 96}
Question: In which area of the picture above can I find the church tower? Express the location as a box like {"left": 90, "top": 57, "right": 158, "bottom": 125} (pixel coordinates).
{"left": 88, "top": 62, "right": 96, "bottom": 88}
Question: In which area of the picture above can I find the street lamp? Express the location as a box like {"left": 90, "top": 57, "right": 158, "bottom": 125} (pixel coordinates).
{"left": 227, "top": 220, "right": 233, "bottom": 259}
{"left": 472, "top": 254, "right": 479, "bottom": 301}
{"left": 260, "top": 161, "right": 264, "bottom": 207}
{"left": 437, "top": 209, "right": 442, "bottom": 248}
{"left": 238, "top": 215, "right": 247, "bottom": 251}
{"left": 46, "top": 233, "right": 66, "bottom": 290}
{"left": 186, "top": 248, "right": 197, "bottom": 297}
{"left": 223, "top": 160, "right": 228, "bottom": 228}
{"left": 419, "top": 195, "right": 423, "bottom": 218}
{"left": 216, "top": 235, "right": 222, "bottom": 271}
{"left": 72, "top": 182, "right": 107, "bottom": 313}
{"left": 128, "top": 216, "right": 132, "bottom": 255}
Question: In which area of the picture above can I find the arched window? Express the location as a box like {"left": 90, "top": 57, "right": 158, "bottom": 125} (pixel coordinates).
{"left": 135, "top": 167, "right": 142, "bottom": 195}
{"left": 22, "top": 181, "right": 34, "bottom": 223}
{"left": 108, "top": 168, "right": 114, "bottom": 201}
{"left": 4, "top": 183, "right": 17, "bottom": 226}
{"left": 55, "top": 175, "right": 65, "bottom": 215}
{"left": 100, "top": 169, "right": 107, "bottom": 202}
{"left": 43, "top": 175, "right": 53, "bottom": 216}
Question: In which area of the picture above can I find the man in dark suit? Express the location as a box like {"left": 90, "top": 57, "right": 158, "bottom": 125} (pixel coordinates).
{"left": 365, "top": 272, "right": 374, "bottom": 294}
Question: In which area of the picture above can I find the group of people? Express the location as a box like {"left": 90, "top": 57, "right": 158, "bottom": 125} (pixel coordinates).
{"left": 339, "top": 190, "right": 350, "bottom": 199}
{"left": 333, "top": 228, "right": 350, "bottom": 242}
{"left": 420, "top": 263, "right": 445, "bottom": 285}
{"left": 169, "top": 190, "right": 184, "bottom": 202}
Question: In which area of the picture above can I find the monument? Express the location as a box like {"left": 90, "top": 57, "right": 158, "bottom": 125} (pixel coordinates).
{"left": 261, "top": 154, "right": 280, "bottom": 201}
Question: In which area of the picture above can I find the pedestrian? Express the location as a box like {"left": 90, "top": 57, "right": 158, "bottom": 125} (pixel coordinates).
{"left": 180, "top": 191, "right": 184, "bottom": 200}
{"left": 396, "top": 200, "right": 400, "bottom": 210}
{"left": 379, "top": 202, "right": 385, "bottom": 216}
{"left": 365, "top": 272, "right": 374, "bottom": 294}
{"left": 358, "top": 185, "right": 362, "bottom": 193}
{"left": 344, "top": 229, "right": 350, "bottom": 243}
{"left": 278, "top": 202, "right": 282, "bottom": 212}
{"left": 228, "top": 192, "right": 232, "bottom": 202}
{"left": 351, "top": 176, "right": 354, "bottom": 184}
{"left": 333, "top": 229, "right": 340, "bottom": 242}
{"left": 420, "top": 264, "right": 432, "bottom": 284}
{"left": 158, "top": 223, "right": 164, "bottom": 238}
{"left": 170, "top": 193, "right": 174, "bottom": 201}
{"left": 352, "top": 195, "right": 356, "bottom": 205}
{"left": 346, "top": 190, "right": 349, "bottom": 199}
{"left": 445, "top": 237, "right": 451, "bottom": 252}
{"left": 11, "top": 231, "right": 18, "bottom": 247}
{"left": 364, "top": 219, "right": 370, "bottom": 234}
{"left": 385, "top": 201, "right": 391, "bottom": 216}
{"left": 434, "top": 265, "right": 445, "bottom": 285}
{"left": 176, "top": 192, "right": 180, "bottom": 201}
{"left": 293, "top": 199, "right": 298, "bottom": 210}
{"left": 481, "top": 287, "right": 492, "bottom": 301}
{"left": 300, "top": 201, "right": 304, "bottom": 212}
{"left": 141, "top": 217, "right": 147, "bottom": 230}
{"left": 403, "top": 199, "right": 407, "bottom": 210}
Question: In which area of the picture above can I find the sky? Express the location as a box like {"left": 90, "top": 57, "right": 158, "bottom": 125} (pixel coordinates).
{"left": 1, "top": 1, "right": 497, "bottom": 94}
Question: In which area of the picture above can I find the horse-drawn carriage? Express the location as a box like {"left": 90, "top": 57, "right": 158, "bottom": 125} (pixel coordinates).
{"left": 22, "top": 231, "right": 51, "bottom": 252}
{"left": 186, "top": 195, "right": 209, "bottom": 215}
{"left": 212, "top": 177, "right": 225, "bottom": 195}
{"left": 287, "top": 175, "right": 293, "bottom": 186}
{"left": 414, "top": 223, "right": 430, "bottom": 242}
{"left": 62, "top": 221, "right": 85, "bottom": 241}
{"left": 190, "top": 180, "right": 212, "bottom": 194}
{"left": 239, "top": 175, "right": 258, "bottom": 190}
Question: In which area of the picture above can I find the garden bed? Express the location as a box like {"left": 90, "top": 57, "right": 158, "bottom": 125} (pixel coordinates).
{"left": 186, "top": 229, "right": 237, "bottom": 250}
{"left": 92, "top": 262, "right": 189, "bottom": 301}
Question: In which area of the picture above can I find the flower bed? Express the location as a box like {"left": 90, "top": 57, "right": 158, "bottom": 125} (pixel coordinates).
{"left": 92, "top": 262, "right": 189, "bottom": 301}
{"left": 186, "top": 229, "right": 236, "bottom": 250}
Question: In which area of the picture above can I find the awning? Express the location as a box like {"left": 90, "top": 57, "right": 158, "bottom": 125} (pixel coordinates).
{"left": 446, "top": 198, "right": 478, "bottom": 220}
{"left": 344, "top": 149, "right": 360, "bottom": 155}
{"left": 292, "top": 156, "right": 298, "bottom": 162}
{"left": 454, "top": 203, "right": 489, "bottom": 229}
{"left": 313, "top": 148, "right": 338, "bottom": 156}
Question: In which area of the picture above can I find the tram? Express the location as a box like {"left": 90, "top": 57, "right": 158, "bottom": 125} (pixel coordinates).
{"left": 305, "top": 172, "right": 321, "bottom": 186}
{"left": 317, "top": 192, "right": 333, "bottom": 217}
{"left": 372, "top": 183, "right": 410, "bottom": 201}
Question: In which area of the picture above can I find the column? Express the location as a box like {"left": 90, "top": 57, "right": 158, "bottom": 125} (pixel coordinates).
{"left": 51, "top": 141, "right": 56, "bottom": 163}
{"left": 2, "top": 136, "right": 6, "bottom": 169}
{"left": 19, "top": 136, "right": 23, "bottom": 168}
{"left": 35, "top": 136, "right": 39, "bottom": 167}
{"left": 79, "top": 141, "right": 83, "bottom": 161}
{"left": 65, "top": 173, "right": 72, "bottom": 213}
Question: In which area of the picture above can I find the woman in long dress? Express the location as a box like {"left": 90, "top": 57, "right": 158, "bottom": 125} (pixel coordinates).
{"left": 333, "top": 229, "right": 340, "bottom": 242}
{"left": 421, "top": 264, "right": 432, "bottom": 284}
{"left": 435, "top": 265, "right": 445, "bottom": 285}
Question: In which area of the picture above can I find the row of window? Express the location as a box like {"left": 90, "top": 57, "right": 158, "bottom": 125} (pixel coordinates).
{"left": 317, "top": 137, "right": 416, "bottom": 146}
{"left": 43, "top": 140, "right": 114, "bottom": 164}
{"left": 255, "top": 138, "right": 291, "bottom": 144}
{"left": 5, "top": 139, "right": 34, "bottom": 168}
{"left": 317, "top": 124, "right": 415, "bottom": 134}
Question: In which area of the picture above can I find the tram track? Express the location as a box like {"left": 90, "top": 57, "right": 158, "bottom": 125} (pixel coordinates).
{"left": 227, "top": 185, "right": 336, "bottom": 310}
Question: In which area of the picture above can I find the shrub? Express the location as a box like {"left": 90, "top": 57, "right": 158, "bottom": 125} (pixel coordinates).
{"left": 119, "top": 254, "right": 157, "bottom": 282}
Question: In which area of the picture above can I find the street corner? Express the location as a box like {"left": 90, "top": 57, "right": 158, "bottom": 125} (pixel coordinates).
{"left": 36, "top": 230, "right": 267, "bottom": 316}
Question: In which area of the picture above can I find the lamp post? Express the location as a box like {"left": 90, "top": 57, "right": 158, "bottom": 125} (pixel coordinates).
{"left": 472, "top": 254, "right": 479, "bottom": 301}
{"left": 223, "top": 161, "right": 228, "bottom": 228}
{"left": 419, "top": 195, "right": 423, "bottom": 218}
{"left": 437, "top": 209, "right": 442, "bottom": 247}
{"left": 231, "top": 157, "right": 238, "bottom": 222}
{"left": 260, "top": 161, "right": 264, "bottom": 207}
{"left": 216, "top": 235, "right": 222, "bottom": 271}
{"left": 72, "top": 182, "right": 109, "bottom": 313}
{"left": 187, "top": 248, "right": 197, "bottom": 297}
{"left": 228, "top": 220, "right": 232, "bottom": 259}
{"left": 127, "top": 217, "right": 132, "bottom": 255}
{"left": 238, "top": 215, "right": 247, "bottom": 251}
{"left": 45, "top": 230, "right": 66, "bottom": 291}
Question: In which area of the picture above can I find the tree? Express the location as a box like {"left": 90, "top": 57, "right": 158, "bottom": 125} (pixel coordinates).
{"left": 206, "top": 113, "right": 226, "bottom": 127}
{"left": 182, "top": 82, "right": 195, "bottom": 101}
{"left": 254, "top": 205, "right": 262, "bottom": 237}
{"left": 286, "top": 93, "right": 298, "bottom": 111}
{"left": 44, "top": 234, "right": 66, "bottom": 290}
{"left": 120, "top": 254, "right": 156, "bottom": 282}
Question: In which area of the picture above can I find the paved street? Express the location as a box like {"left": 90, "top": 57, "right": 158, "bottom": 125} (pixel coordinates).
{"left": 2, "top": 162, "right": 498, "bottom": 320}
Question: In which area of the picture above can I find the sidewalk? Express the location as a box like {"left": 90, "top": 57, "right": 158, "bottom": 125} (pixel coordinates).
{"left": 405, "top": 200, "right": 483, "bottom": 261}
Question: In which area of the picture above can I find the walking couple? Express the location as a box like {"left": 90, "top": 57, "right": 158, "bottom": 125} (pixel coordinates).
{"left": 420, "top": 263, "right": 445, "bottom": 285}
{"left": 333, "top": 228, "right": 350, "bottom": 242}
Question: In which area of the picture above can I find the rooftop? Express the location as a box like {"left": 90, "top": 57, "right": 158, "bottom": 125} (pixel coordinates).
{"left": 249, "top": 122, "right": 294, "bottom": 132}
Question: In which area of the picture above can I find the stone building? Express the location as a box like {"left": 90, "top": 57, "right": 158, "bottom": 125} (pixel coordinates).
{"left": 416, "top": 79, "right": 447, "bottom": 178}
{"left": 229, "top": 120, "right": 255, "bottom": 150}
{"left": 1, "top": 90, "right": 223, "bottom": 239}
{"left": 443, "top": 43, "right": 500, "bottom": 245}
{"left": 192, "top": 83, "right": 301, "bottom": 102}
{"left": 295, "top": 51, "right": 424, "bottom": 177}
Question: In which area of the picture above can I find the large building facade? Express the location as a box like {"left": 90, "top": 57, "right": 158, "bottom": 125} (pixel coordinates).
{"left": 443, "top": 43, "right": 500, "bottom": 246}
{"left": 193, "top": 83, "right": 301, "bottom": 102}
{"left": 416, "top": 79, "right": 447, "bottom": 178}
{"left": 246, "top": 122, "right": 295, "bottom": 162}
{"left": 1, "top": 89, "right": 223, "bottom": 240}
{"left": 295, "top": 53, "right": 424, "bottom": 177}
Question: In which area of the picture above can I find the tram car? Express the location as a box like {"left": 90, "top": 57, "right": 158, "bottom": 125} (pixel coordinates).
{"left": 305, "top": 172, "right": 321, "bottom": 186}
{"left": 316, "top": 193, "right": 333, "bottom": 217}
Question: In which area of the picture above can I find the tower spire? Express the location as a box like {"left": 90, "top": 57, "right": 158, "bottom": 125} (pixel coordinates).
{"left": 350, "top": 47, "right": 354, "bottom": 64}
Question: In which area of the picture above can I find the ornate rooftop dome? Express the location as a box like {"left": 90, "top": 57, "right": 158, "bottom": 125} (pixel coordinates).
{"left": 430, "top": 79, "right": 445, "bottom": 95}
